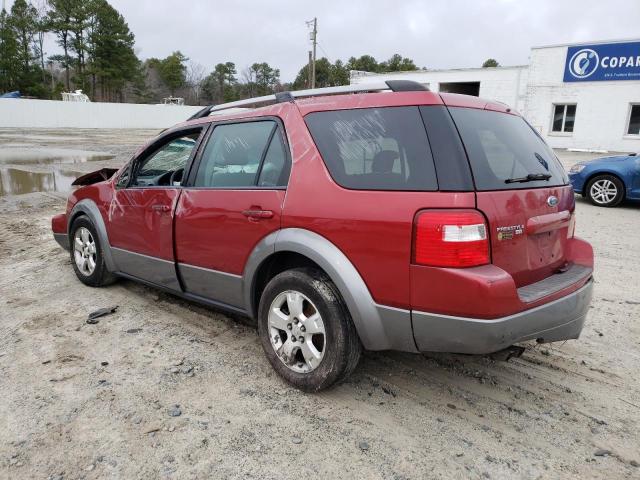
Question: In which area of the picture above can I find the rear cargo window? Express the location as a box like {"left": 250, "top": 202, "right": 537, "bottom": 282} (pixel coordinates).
{"left": 305, "top": 107, "right": 437, "bottom": 191}
{"left": 449, "top": 107, "right": 568, "bottom": 191}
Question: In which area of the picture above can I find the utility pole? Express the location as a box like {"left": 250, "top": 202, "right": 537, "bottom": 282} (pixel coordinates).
{"left": 308, "top": 51, "right": 313, "bottom": 89}
{"left": 306, "top": 17, "right": 317, "bottom": 88}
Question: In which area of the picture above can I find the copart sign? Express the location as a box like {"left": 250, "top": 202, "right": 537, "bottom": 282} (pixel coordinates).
{"left": 563, "top": 41, "right": 640, "bottom": 82}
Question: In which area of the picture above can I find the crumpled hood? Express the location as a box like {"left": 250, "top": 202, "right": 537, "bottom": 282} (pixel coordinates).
{"left": 71, "top": 168, "right": 119, "bottom": 186}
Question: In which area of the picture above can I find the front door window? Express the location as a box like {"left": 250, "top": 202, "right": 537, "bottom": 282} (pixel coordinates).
{"left": 132, "top": 133, "right": 200, "bottom": 187}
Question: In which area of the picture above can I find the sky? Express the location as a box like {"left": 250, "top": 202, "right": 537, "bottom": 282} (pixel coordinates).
{"left": 6, "top": 0, "right": 640, "bottom": 82}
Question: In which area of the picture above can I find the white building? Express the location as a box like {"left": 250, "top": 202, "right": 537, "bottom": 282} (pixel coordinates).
{"left": 351, "top": 38, "right": 640, "bottom": 153}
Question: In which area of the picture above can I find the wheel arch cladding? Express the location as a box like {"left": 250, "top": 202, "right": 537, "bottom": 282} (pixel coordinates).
{"left": 242, "top": 228, "right": 406, "bottom": 351}
{"left": 68, "top": 199, "right": 117, "bottom": 272}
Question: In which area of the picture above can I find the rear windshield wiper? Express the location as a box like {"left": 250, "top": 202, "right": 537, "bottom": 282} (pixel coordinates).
{"left": 504, "top": 173, "right": 552, "bottom": 184}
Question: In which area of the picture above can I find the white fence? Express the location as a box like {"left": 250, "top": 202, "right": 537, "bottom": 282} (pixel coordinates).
{"left": 0, "top": 99, "right": 203, "bottom": 129}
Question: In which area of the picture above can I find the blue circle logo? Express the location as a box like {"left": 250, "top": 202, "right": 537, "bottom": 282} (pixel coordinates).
{"left": 569, "top": 49, "right": 599, "bottom": 78}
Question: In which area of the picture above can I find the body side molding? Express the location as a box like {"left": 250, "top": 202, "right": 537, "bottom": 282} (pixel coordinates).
{"left": 242, "top": 228, "right": 418, "bottom": 352}
{"left": 179, "top": 263, "right": 244, "bottom": 308}
{"left": 68, "top": 199, "right": 117, "bottom": 272}
{"left": 112, "top": 247, "right": 181, "bottom": 291}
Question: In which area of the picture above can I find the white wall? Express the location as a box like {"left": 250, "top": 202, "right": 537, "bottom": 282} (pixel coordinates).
{"left": 350, "top": 66, "right": 530, "bottom": 113}
{"left": 0, "top": 99, "right": 203, "bottom": 129}
{"left": 526, "top": 45, "right": 640, "bottom": 153}
{"left": 351, "top": 49, "right": 640, "bottom": 153}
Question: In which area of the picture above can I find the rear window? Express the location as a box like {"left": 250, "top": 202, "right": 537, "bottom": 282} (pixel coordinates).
{"left": 449, "top": 107, "right": 568, "bottom": 191}
{"left": 305, "top": 107, "right": 437, "bottom": 191}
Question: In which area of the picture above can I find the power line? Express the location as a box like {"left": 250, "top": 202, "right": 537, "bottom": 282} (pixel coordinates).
{"left": 317, "top": 43, "right": 332, "bottom": 63}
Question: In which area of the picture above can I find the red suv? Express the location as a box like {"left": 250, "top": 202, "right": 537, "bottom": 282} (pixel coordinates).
{"left": 52, "top": 81, "right": 594, "bottom": 391}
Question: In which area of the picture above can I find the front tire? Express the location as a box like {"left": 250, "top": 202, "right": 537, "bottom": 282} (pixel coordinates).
{"left": 69, "top": 215, "right": 116, "bottom": 287}
{"left": 257, "top": 268, "right": 361, "bottom": 392}
{"left": 586, "top": 174, "right": 624, "bottom": 207}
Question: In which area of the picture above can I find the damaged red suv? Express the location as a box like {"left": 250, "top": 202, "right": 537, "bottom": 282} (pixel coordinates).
{"left": 52, "top": 81, "right": 594, "bottom": 391}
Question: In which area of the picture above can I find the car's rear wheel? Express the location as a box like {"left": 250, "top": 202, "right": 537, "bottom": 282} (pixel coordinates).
{"left": 257, "top": 268, "right": 361, "bottom": 392}
{"left": 70, "top": 215, "right": 116, "bottom": 287}
{"left": 586, "top": 174, "right": 624, "bottom": 207}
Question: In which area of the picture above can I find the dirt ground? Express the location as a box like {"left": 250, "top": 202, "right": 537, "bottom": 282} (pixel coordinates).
{"left": 0, "top": 129, "right": 639, "bottom": 480}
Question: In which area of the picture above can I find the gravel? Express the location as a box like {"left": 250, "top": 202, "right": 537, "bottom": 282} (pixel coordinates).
{"left": 167, "top": 405, "right": 182, "bottom": 417}
{"left": 0, "top": 130, "right": 639, "bottom": 479}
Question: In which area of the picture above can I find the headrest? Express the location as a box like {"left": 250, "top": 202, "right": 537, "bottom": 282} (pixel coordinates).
{"left": 220, "top": 145, "right": 249, "bottom": 166}
{"left": 371, "top": 150, "right": 399, "bottom": 173}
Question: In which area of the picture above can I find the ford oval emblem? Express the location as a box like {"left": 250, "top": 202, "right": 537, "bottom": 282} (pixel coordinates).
{"left": 547, "top": 195, "right": 558, "bottom": 207}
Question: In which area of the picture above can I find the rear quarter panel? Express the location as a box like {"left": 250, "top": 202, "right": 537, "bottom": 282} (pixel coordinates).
{"left": 281, "top": 106, "right": 475, "bottom": 310}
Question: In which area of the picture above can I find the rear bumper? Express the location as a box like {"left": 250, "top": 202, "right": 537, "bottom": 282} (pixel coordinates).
{"left": 412, "top": 277, "right": 593, "bottom": 354}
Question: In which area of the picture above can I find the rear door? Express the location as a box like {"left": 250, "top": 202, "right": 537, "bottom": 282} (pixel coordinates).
{"left": 107, "top": 127, "right": 205, "bottom": 289}
{"left": 174, "top": 118, "right": 291, "bottom": 308}
{"left": 447, "top": 106, "right": 574, "bottom": 287}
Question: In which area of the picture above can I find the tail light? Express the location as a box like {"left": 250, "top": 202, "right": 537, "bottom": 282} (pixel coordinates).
{"left": 413, "top": 210, "right": 490, "bottom": 267}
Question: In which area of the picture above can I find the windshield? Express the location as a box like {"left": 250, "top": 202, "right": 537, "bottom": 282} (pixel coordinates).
{"left": 449, "top": 107, "right": 568, "bottom": 191}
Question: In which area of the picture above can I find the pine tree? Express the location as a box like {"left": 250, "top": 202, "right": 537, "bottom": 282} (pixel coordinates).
{"left": 47, "top": 0, "right": 74, "bottom": 90}
{"left": 204, "top": 62, "right": 237, "bottom": 103}
{"left": 10, "top": 0, "right": 37, "bottom": 73}
{"left": 0, "top": 8, "right": 21, "bottom": 93}
{"left": 155, "top": 51, "right": 188, "bottom": 97}
{"left": 68, "top": 0, "right": 91, "bottom": 90}
{"left": 89, "top": 0, "right": 139, "bottom": 101}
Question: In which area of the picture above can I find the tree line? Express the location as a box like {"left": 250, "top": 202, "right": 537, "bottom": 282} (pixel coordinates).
{"left": 1, "top": 0, "right": 141, "bottom": 101}
{"left": 0, "top": 1, "right": 498, "bottom": 105}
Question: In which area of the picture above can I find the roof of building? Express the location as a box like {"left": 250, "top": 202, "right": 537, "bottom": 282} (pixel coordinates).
{"left": 350, "top": 64, "right": 529, "bottom": 79}
{"left": 531, "top": 37, "right": 640, "bottom": 50}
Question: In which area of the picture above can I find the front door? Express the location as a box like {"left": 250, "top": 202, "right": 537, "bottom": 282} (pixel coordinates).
{"left": 174, "top": 118, "right": 291, "bottom": 308}
{"left": 107, "top": 127, "right": 205, "bottom": 289}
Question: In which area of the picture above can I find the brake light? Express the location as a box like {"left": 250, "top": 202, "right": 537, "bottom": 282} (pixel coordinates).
{"left": 413, "top": 210, "right": 490, "bottom": 267}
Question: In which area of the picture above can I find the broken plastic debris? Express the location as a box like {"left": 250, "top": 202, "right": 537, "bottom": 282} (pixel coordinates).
{"left": 87, "top": 306, "right": 119, "bottom": 324}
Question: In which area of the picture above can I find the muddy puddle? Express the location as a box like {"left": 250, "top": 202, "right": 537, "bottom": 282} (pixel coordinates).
{"left": 0, "top": 148, "right": 114, "bottom": 196}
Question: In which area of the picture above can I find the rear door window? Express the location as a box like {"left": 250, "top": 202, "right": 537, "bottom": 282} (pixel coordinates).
{"left": 449, "top": 107, "right": 568, "bottom": 190}
{"left": 305, "top": 107, "right": 438, "bottom": 191}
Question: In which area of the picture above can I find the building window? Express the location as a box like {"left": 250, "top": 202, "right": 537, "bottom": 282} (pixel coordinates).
{"left": 627, "top": 104, "right": 640, "bottom": 135}
{"left": 551, "top": 104, "right": 576, "bottom": 133}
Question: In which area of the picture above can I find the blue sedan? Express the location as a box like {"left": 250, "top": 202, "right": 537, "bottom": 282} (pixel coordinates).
{"left": 568, "top": 153, "right": 640, "bottom": 207}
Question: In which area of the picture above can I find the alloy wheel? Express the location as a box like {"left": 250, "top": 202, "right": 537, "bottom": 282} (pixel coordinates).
{"left": 268, "top": 290, "right": 326, "bottom": 373}
{"left": 73, "top": 227, "right": 97, "bottom": 276}
{"left": 589, "top": 179, "right": 618, "bottom": 205}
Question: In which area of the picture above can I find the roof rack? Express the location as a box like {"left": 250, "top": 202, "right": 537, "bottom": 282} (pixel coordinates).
{"left": 187, "top": 80, "right": 429, "bottom": 120}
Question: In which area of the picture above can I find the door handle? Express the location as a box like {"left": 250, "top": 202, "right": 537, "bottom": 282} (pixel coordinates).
{"left": 242, "top": 209, "right": 274, "bottom": 220}
{"left": 151, "top": 204, "right": 171, "bottom": 212}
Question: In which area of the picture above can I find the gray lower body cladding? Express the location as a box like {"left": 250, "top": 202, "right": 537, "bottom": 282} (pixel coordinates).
{"left": 55, "top": 208, "right": 592, "bottom": 355}
{"left": 53, "top": 233, "right": 70, "bottom": 251}
{"left": 111, "top": 247, "right": 181, "bottom": 291}
{"left": 412, "top": 278, "right": 593, "bottom": 354}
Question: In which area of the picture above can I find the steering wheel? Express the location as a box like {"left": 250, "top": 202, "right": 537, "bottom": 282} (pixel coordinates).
{"left": 169, "top": 168, "right": 184, "bottom": 186}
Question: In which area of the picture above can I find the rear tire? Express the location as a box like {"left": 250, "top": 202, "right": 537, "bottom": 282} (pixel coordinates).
{"left": 585, "top": 174, "right": 624, "bottom": 207}
{"left": 69, "top": 215, "right": 116, "bottom": 287}
{"left": 257, "top": 268, "right": 361, "bottom": 392}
